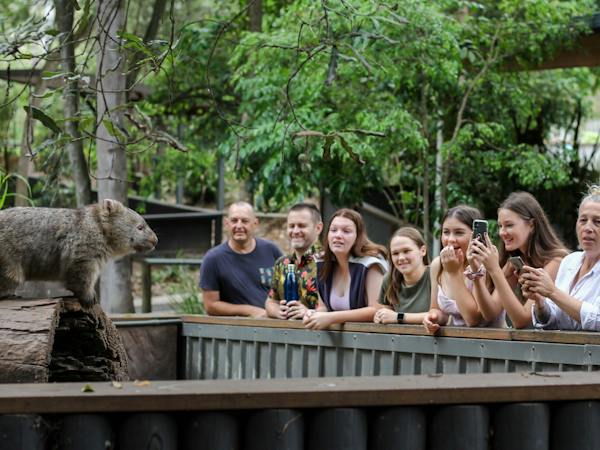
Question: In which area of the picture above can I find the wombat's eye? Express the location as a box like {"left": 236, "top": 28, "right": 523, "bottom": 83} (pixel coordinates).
{"left": 137, "top": 224, "right": 144, "bottom": 231}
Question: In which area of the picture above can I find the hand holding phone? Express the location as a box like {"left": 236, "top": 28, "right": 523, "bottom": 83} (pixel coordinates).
{"left": 508, "top": 256, "right": 524, "bottom": 273}
{"left": 472, "top": 219, "right": 488, "bottom": 246}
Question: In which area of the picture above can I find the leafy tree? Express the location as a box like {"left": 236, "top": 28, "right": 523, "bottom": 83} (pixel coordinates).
{"left": 207, "top": 0, "right": 598, "bottom": 246}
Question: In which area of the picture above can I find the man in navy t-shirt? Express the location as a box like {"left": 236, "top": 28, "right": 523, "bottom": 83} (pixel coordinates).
{"left": 200, "top": 201, "right": 282, "bottom": 317}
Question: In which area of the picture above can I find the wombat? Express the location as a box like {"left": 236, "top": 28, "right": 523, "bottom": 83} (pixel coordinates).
{"left": 0, "top": 199, "right": 158, "bottom": 306}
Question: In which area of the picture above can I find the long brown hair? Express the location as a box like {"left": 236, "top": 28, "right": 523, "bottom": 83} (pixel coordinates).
{"left": 437, "top": 205, "right": 483, "bottom": 283}
{"left": 385, "top": 227, "right": 429, "bottom": 306}
{"left": 320, "top": 208, "right": 387, "bottom": 282}
{"left": 498, "top": 192, "right": 568, "bottom": 268}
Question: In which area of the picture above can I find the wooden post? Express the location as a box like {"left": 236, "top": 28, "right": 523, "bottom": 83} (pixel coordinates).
{"left": 493, "top": 403, "right": 549, "bottom": 450}
{"left": 430, "top": 405, "right": 489, "bottom": 450}
{"left": 308, "top": 408, "right": 367, "bottom": 450}
{"left": 552, "top": 401, "right": 600, "bottom": 450}
{"left": 371, "top": 407, "right": 426, "bottom": 450}
{"left": 245, "top": 409, "right": 303, "bottom": 450}
{"left": 141, "top": 261, "right": 152, "bottom": 313}
{"left": 59, "top": 414, "right": 114, "bottom": 450}
{"left": 0, "top": 414, "right": 46, "bottom": 449}
{"left": 119, "top": 413, "right": 177, "bottom": 450}
{"left": 182, "top": 412, "right": 239, "bottom": 450}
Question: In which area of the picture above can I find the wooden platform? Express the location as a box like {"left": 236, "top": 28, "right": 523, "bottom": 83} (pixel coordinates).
{"left": 0, "top": 371, "right": 599, "bottom": 414}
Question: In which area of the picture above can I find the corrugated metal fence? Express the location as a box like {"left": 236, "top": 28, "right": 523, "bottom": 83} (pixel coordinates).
{"left": 181, "top": 317, "right": 600, "bottom": 380}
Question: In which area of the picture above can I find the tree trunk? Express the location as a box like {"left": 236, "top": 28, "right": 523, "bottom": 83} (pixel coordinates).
{"left": 96, "top": 0, "right": 132, "bottom": 313}
{"left": 432, "top": 122, "right": 444, "bottom": 257}
{"left": 125, "top": 0, "right": 168, "bottom": 98}
{"left": 248, "top": 0, "right": 262, "bottom": 32}
{"left": 15, "top": 107, "right": 36, "bottom": 206}
{"left": 55, "top": 0, "right": 92, "bottom": 207}
{"left": 420, "top": 82, "right": 430, "bottom": 245}
{"left": 15, "top": 57, "right": 59, "bottom": 206}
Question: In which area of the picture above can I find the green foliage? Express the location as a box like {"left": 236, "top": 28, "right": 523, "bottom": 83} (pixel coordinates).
{"left": 0, "top": 0, "right": 598, "bottom": 248}
{"left": 212, "top": 0, "right": 599, "bottom": 229}
{"left": 153, "top": 265, "right": 204, "bottom": 314}
{"left": 0, "top": 168, "right": 32, "bottom": 208}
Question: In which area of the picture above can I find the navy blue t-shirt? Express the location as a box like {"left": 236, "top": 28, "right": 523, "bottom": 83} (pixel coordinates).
{"left": 199, "top": 238, "right": 282, "bottom": 307}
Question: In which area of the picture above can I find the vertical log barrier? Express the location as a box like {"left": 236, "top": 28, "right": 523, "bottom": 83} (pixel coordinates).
{"left": 430, "top": 405, "right": 489, "bottom": 450}
{"left": 552, "top": 401, "right": 600, "bottom": 450}
{"left": 309, "top": 408, "right": 368, "bottom": 450}
{"left": 58, "top": 414, "right": 114, "bottom": 450}
{"left": 493, "top": 403, "right": 549, "bottom": 450}
{"left": 371, "top": 407, "right": 427, "bottom": 450}
{"left": 182, "top": 412, "right": 239, "bottom": 450}
{"left": 0, "top": 414, "right": 46, "bottom": 450}
{"left": 245, "top": 409, "right": 304, "bottom": 450}
{"left": 4, "top": 402, "right": 600, "bottom": 448}
{"left": 119, "top": 413, "right": 178, "bottom": 450}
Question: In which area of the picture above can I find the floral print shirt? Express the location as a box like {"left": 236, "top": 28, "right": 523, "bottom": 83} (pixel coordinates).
{"left": 268, "top": 243, "right": 321, "bottom": 309}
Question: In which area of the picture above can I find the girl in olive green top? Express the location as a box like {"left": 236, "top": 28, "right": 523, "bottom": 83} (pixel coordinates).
{"left": 374, "top": 227, "right": 431, "bottom": 325}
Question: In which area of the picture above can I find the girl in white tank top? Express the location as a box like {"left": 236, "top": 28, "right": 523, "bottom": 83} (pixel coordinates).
{"left": 423, "top": 206, "right": 505, "bottom": 333}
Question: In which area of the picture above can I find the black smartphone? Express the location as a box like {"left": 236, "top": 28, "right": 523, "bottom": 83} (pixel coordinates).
{"left": 472, "top": 219, "right": 488, "bottom": 245}
{"left": 508, "top": 256, "right": 524, "bottom": 272}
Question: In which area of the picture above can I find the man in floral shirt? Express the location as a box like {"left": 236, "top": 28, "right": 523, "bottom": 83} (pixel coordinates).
{"left": 266, "top": 203, "right": 323, "bottom": 320}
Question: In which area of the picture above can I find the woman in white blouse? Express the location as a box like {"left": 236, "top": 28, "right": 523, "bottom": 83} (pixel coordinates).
{"left": 520, "top": 186, "right": 600, "bottom": 330}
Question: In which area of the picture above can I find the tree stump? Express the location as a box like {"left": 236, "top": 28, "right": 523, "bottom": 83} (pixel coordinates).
{"left": 0, "top": 298, "right": 128, "bottom": 383}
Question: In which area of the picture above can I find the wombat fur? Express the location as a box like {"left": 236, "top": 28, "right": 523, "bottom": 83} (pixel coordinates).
{"left": 0, "top": 199, "right": 158, "bottom": 306}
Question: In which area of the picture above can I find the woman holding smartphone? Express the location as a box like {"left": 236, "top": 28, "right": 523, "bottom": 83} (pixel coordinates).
{"left": 519, "top": 186, "right": 600, "bottom": 330}
{"left": 374, "top": 227, "right": 430, "bottom": 325}
{"left": 303, "top": 209, "right": 388, "bottom": 330}
{"left": 423, "top": 205, "right": 505, "bottom": 334}
{"left": 467, "top": 192, "right": 568, "bottom": 328}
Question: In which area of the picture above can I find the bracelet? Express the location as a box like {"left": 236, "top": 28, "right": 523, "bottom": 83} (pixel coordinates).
{"left": 464, "top": 265, "right": 486, "bottom": 280}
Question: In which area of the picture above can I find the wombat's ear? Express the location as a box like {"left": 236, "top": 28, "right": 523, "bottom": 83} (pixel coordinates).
{"left": 102, "top": 199, "right": 122, "bottom": 214}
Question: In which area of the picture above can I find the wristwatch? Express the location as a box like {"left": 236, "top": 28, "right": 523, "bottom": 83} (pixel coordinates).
{"left": 397, "top": 312, "right": 405, "bottom": 324}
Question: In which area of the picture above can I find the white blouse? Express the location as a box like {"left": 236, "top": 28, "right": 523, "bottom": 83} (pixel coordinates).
{"left": 533, "top": 251, "right": 600, "bottom": 331}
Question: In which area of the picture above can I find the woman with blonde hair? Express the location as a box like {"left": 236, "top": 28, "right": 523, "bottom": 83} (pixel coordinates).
{"left": 521, "top": 185, "right": 600, "bottom": 330}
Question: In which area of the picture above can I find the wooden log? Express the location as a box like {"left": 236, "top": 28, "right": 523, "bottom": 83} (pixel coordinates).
{"left": 0, "top": 298, "right": 128, "bottom": 383}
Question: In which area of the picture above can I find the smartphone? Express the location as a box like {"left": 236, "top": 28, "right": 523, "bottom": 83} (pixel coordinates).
{"left": 508, "top": 256, "right": 524, "bottom": 272}
{"left": 472, "top": 219, "right": 488, "bottom": 245}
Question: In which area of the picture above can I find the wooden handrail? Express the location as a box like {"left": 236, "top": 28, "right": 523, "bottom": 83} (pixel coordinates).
{"left": 181, "top": 315, "right": 600, "bottom": 345}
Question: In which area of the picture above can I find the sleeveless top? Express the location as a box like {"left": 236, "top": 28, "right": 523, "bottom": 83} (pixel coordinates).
{"left": 437, "top": 281, "right": 505, "bottom": 328}
{"left": 329, "top": 281, "right": 351, "bottom": 311}
{"left": 318, "top": 255, "right": 388, "bottom": 311}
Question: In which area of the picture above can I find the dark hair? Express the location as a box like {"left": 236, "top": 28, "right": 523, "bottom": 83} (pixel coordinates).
{"left": 320, "top": 208, "right": 387, "bottom": 282}
{"left": 437, "top": 205, "right": 483, "bottom": 282}
{"left": 498, "top": 192, "right": 568, "bottom": 268}
{"left": 289, "top": 202, "right": 322, "bottom": 224}
{"left": 385, "top": 227, "right": 429, "bottom": 306}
